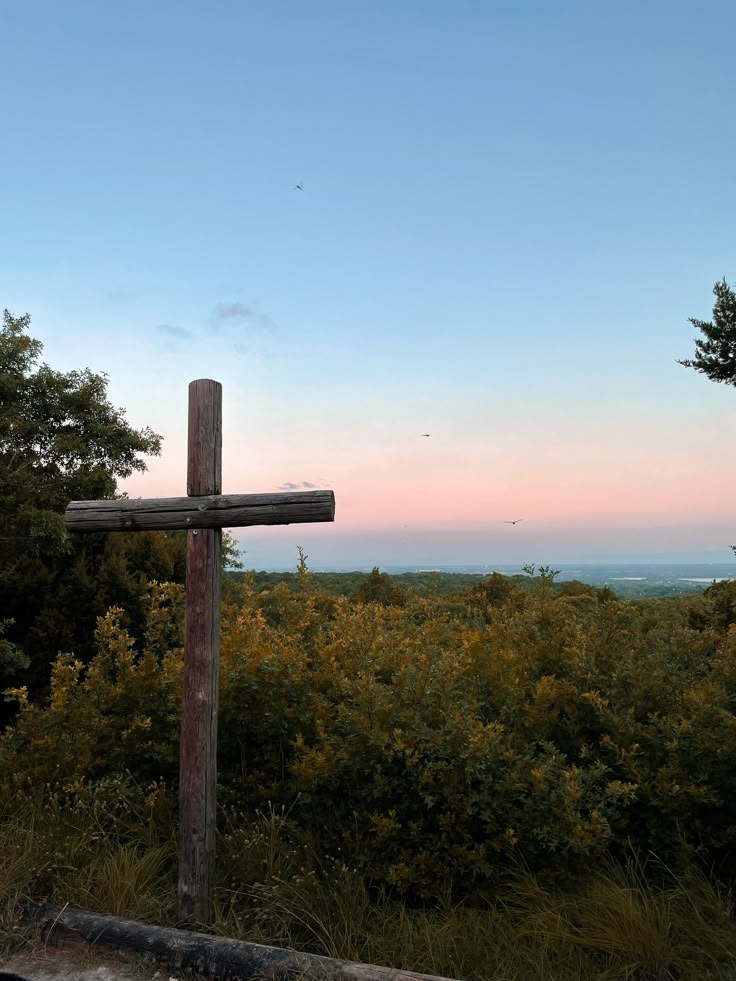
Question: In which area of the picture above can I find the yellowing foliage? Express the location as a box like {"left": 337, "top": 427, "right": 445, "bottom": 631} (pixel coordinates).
{"left": 3, "top": 571, "right": 736, "bottom": 900}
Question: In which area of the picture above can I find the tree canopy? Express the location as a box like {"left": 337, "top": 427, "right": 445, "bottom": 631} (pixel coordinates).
{"left": 0, "top": 309, "right": 161, "bottom": 560}
{"left": 678, "top": 278, "right": 736, "bottom": 386}
{"left": 0, "top": 310, "right": 178, "bottom": 696}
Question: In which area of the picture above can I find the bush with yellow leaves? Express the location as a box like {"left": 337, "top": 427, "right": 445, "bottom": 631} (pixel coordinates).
{"left": 3, "top": 568, "right": 736, "bottom": 900}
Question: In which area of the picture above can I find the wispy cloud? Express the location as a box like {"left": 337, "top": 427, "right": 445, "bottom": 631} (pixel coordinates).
{"left": 152, "top": 302, "right": 277, "bottom": 358}
{"left": 278, "top": 481, "right": 317, "bottom": 491}
{"left": 210, "top": 301, "right": 276, "bottom": 332}
{"left": 104, "top": 285, "right": 137, "bottom": 303}
{"left": 156, "top": 324, "right": 193, "bottom": 340}
{"left": 211, "top": 301, "right": 251, "bottom": 324}
{"left": 154, "top": 323, "right": 194, "bottom": 352}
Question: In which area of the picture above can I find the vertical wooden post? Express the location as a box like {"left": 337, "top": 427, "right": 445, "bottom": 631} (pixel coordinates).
{"left": 178, "top": 379, "right": 222, "bottom": 925}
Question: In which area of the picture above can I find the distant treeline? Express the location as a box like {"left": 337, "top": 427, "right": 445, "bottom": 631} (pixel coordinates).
{"left": 227, "top": 568, "right": 494, "bottom": 597}
{"left": 226, "top": 567, "right": 724, "bottom": 600}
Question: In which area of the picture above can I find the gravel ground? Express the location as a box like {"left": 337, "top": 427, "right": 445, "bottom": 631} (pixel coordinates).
{"left": 2, "top": 941, "right": 190, "bottom": 981}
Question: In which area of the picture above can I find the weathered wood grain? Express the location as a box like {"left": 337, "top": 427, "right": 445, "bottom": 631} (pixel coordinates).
{"left": 187, "top": 378, "right": 222, "bottom": 498}
{"left": 178, "top": 379, "right": 222, "bottom": 926}
{"left": 64, "top": 490, "right": 335, "bottom": 531}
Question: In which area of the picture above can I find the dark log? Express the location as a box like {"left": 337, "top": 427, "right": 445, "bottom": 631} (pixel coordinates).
{"left": 20, "top": 902, "right": 459, "bottom": 981}
{"left": 179, "top": 379, "right": 222, "bottom": 926}
{"left": 64, "top": 490, "right": 336, "bottom": 532}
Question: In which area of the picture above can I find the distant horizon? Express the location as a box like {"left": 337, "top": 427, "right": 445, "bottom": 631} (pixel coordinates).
{"left": 227, "top": 523, "right": 736, "bottom": 572}
{"left": 235, "top": 555, "right": 736, "bottom": 574}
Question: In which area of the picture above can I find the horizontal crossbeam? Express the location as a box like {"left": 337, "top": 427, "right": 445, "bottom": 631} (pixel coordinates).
{"left": 65, "top": 490, "right": 335, "bottom": 532}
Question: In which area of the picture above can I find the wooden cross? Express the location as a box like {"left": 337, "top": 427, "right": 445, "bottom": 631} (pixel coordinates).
{"left": 64, "top": 379, "right": 335, "bottom": 924}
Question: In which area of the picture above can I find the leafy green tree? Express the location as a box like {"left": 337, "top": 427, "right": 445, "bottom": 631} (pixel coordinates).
{"left": 678, "top": 282, "right": 736, "bottom": 559}
{"left": 0, "top": 310, "right": 161, "bottom": 556}
{"left": 0, "top": 310, "right": 165, "bottom": 692}
{"left": 678, "top": 278, "right": 736, "bottom": 385}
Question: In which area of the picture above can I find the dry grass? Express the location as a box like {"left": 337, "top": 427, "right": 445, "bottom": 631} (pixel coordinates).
{"left": 2, "top": 803, "right": 736, "bottom": 981}
{"left": 49, "top": 843, "right": 175, "bottom": 922}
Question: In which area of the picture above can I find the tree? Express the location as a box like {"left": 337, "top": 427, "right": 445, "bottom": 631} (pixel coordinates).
{"left": 678, "top": 278, "right": 736, "bottom": 386}
{"left": 352, "top": 567, "right": 406, "bottom": 607}
{"left": 469, "top": 571, "right": 516, "bottom": 607}
{"left": 0, "top": 310, "right": 161, "bottom": 559}
{"left": 678, "top": 282, "right": 736, "bottom": 561}
{"left": 0, "top": 310, "right": 166, "bottom": 693}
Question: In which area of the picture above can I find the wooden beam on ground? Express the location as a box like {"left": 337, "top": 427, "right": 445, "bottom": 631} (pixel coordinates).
{"left": 21, "top": 902, "right": 461, "bottom": 981}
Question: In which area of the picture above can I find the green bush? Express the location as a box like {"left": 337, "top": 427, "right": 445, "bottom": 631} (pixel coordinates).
{"left": 3, "top": 568, "right": 736, "bottom": 901}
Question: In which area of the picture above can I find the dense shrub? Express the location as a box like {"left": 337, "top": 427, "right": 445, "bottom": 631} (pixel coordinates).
{"left": 3, "top": 570, "right": 736, "bottom": 900}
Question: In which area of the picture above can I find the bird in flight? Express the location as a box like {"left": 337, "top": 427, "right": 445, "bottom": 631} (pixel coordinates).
{"left": 420, "top": 433, "right": 431, "bottom": 437}
{"left": 293, "top": 183, "right": 304, "bottom": 190}
{"left": 504, "top": 518, "right": 524, "bottom": 525}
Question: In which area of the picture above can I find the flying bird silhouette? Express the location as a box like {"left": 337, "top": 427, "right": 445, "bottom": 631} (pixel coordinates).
{"left": 293, "top": 183, "right": 304, "bottom": 190}
{"left": 504, "top": 519, "right": 524, "bottom": 525}
{"left": 420, "top": 433, "right": 431, "bottom": 437}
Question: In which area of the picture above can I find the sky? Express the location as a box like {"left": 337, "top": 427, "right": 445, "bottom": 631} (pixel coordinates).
{"left": 2, "top": 0, "right": 736, "bottom": 570}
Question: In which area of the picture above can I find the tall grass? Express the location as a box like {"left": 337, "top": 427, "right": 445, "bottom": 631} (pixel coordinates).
{"left": 4, "top": 794, "right": 734, "bottom": 981}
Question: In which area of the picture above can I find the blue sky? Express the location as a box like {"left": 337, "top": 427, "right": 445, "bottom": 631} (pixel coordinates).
{"left": 3, "top": 0, "right": 735, "bottom": 569}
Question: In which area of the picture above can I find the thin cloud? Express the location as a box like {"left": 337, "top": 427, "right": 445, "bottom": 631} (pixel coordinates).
{"left": 278, "top": 481, "right": 317, "bottom": 491}
{"left": 156, "top": 324, "right": 193, "bottom": 340}
{"left": 210, "top": 301, "right": 276, "bottom": 332}
{"left": 212, "top": 302, "right": 252, "bottom": 324}
{"left": 154, "top": 323, "right": 194, "bottom": 352}
{"left": 104, "top": 286, "right": 137, "bottom": 303}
